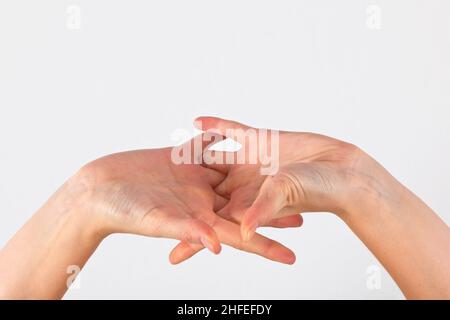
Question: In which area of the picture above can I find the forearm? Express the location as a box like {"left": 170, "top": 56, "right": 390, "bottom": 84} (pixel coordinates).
{"left": 341, "top": 155, "right": 450, "bottom": 299}
{"left": 0, "top": 176, "right": 104, "bottom": 299}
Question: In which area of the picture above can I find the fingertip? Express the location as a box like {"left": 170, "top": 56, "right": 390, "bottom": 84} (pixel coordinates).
{"left": 200, "top": 236, "right": 221, "bottom": 254}
{"left": 277, "top": 250, "right": 296, "bottom": 265}
{"left": 297, "top": 214, "right": 304, "bottom": 227}
{"left": 168, "top": 241, "right": 204, "bottom": 265}
{"left": 169, "top": 256, "right": 179, "bottom": 265}
{"left": 194, "top": 116, "right": 217, "bottom": 130}
{"left": 169, "top": 250, "right": 182, "bottom": 265}
{"left": 209, "top": 239, "right": 222, "bottom": 255}
{"left": 290, "top": 214, "right": 303, "bottom": 228}
{"left": 169, "top": 242, "right": 191, "bottom": 265}
{"left": 193, "top": 117, "right": 205, "bottom": 130}
{"left": 284, "top": 250, "right": 297, "bottom": 265}
{"left": 214, "top": 243, "right": 222, "bottom": 255}
{"left": 266, "top": 242, "right": 296, "bottom": 265}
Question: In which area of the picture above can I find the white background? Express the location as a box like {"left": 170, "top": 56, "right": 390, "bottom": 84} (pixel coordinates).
{"left": 0, "top": 1, "right": 449, "bottom": 299}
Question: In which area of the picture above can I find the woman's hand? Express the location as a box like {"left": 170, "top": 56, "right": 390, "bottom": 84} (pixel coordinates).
{"left": 72, "top": 135, "right": 297, "bottom": 264}
{"left": 173, "top": 117, "right": 450, "bottom": 299}
{"left": 194, "top": 117, "right": 366, "bottom": 241}
{"left": 0, "top": 134, "right": 297, "bottom": 298}
{"left": 171, "top": 117, "right": 366, "bottom": 261}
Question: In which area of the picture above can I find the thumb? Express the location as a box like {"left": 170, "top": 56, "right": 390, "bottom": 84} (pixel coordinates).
{"left": 241, "top": 176, "right": 288, "bottom": 241}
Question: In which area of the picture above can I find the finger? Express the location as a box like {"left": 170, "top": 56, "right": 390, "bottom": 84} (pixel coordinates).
{"left": 194, "top": 116, "right": 253, "bottom": 136}
{"left": 195, "top": 117, "right": 278, "bottom": 170}
{"left": 215, "top": 217, "right": 296, "bottom": 264}
{"left": 215, "top": 191, "right": 255, "bottom": 223}
{"left": 186, "top": 219, "right": 221, "bottom": 254}
{"left": 194, "top": 117, "right": 257, "bottom": 146}
{"left": 202, "top": 166, "right": 226, "bottom": 187}
{"left": 241, "top": 177, "right": 288, "bottom": 241}
{"left": 218, "top": 201, "right": 301, "bottom": 228}
{"left": 214, "top": 179, "right": 232, "bottom": 199}
{"left": 213, "top": 194, "right": 228, "bottom": 212}
{"left": 151, "top": 214, "right": 221, "bottom": 254}
{"left": 264, "top": 214, "right": 303, "bottom": 228}
{"left": 170, "top": 206, "right": 300, "bottom": 264}
{"left": 202, "top": 150, "right": 231, "bottom": 174}
{"left": 169, "top": 241, "right": 204, "bottom": 265}
{"left": 208, "top": 158, "right": 259, "bottom": 198}
{"left": 169, "top": 217, "right": 297, "bottom": 265}
{"left": 169, "top": 214, "right": 303, "bottom": 264}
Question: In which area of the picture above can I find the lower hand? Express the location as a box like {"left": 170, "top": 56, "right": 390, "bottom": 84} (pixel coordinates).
{"left": 73, "top": 134, "right": 297, "bottom": 264}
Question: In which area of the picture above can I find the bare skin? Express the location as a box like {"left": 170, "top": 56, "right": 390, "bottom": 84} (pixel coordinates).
{"left": 0, "top": 135, "right": 298, "bottom": 299}
{"left": 0, "top": 118, "right": 449, "bottom": 299}
{"left": 172, "top": 117, "right": 450, "bottom": 299}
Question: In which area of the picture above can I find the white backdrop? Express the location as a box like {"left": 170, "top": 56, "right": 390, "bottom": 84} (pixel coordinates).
{"left": 0, "top": 0, "right": 449, "bottom": 299}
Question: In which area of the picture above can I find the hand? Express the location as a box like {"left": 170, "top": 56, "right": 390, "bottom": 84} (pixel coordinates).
{"left": 172, "top": 117, "right": 368, "bottom": 261}
{"left": 170, "top": 117, "right": 450, "bottom": 299}
{"left": 0, "top": 134, "right": 298, "bottom": 298}
{"left": 2, "top": 119, "right": 448, "bottom": 299}
{"left": 77, "top": 134, "right": 296, "bottom": 264}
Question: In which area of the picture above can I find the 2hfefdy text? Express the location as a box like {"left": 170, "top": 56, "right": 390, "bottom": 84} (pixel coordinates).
{"left": 177, "top": 304, "right": 272, "bottom": 318}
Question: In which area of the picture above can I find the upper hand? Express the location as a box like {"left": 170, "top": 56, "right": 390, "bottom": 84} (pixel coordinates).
{"left": 171, "top": 117, "right": 370, "bottom": 261}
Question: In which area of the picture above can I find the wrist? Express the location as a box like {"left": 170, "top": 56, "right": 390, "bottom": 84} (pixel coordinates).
{"left": 338, "top": 150, "right": 405, "bottom": 222}
{"left": 54, "top": 169, "right": 110, "bottom": 242}
{"left": 0, "top": 171, "right": 106, "bottom": 299}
